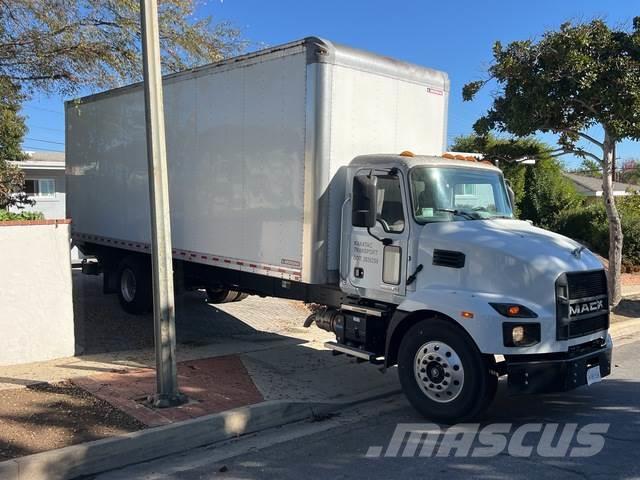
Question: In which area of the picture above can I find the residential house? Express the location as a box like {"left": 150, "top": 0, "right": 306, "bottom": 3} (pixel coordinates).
{"left": 563, "top": 172, "right": 640, "bottom": 200}
{"left": 10, "top": 150, "right": 82, "bottom": 262}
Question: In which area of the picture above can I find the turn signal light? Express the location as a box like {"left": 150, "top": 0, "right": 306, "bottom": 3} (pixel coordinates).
{"left": 461, "top": 311, "right": 474, "bottom": 319}
{"left": 489, "top": 303, "right": 538, "bottom": 318}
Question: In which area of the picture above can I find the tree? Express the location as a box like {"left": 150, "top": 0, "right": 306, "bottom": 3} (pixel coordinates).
{"left": 451, "top": 133, "right": 580, "bottom": 224}
{"left": 579, "top": 158, "right": 602, "bottom": 178}
{"left": 0, "top": 0, "right": 245, "bottom": 95}
{"left": 620, "top": 159, "right": 640, "bottom": 185}
{"left": 463, "top": 18, "right": 640, "bottom": 306}
{"left": 519, "top": 165, "right": 540, "bottom": 223}
{"left": 0, "top": 77, "right": 31, "bottom": 209}
{"left": 0, "top": 1, "right": 244, "bottom": 209}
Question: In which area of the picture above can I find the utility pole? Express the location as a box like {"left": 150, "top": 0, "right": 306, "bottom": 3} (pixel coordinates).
{"left": 139, "top": 0, "right": 185, "bottom": 407}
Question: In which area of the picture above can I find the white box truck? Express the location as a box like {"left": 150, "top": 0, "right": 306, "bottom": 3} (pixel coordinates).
{"left": 67, "top": 37, "right": 612, "bottom": 423}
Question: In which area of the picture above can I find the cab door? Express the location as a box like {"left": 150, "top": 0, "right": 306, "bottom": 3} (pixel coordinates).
{"left": 348, "top": 169, "right": 410, "bottom": 299}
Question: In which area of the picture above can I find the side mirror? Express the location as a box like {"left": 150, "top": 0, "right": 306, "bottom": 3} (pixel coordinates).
{"left": 505, "top": 180, "right": 515, "bottom": 209}
{"left": 352, "top": 175, "right": 377, "bottom": 228}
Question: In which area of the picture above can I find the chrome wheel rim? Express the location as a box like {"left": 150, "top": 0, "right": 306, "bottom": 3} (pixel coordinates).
{"left": 121, "top": 268, "right": 137, "bottom": 303}
{"left": 414, "top": 341, "right": 464, "bottom": 403}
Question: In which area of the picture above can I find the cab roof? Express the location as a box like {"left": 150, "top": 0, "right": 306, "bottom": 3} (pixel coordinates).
{"left": 349, "top": 154, "right": 502, "bottom": 172}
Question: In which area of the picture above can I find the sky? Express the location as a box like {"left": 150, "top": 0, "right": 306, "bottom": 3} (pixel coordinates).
{"left": 21, "top": 0, "right": 639, "bottom": 169}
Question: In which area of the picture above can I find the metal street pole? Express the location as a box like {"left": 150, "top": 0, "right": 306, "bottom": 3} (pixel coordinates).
{"left": 139, "top": 0, "right": 185, "bottom": 407}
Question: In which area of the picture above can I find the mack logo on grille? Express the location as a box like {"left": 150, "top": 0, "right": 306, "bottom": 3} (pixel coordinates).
{"left": 569, "top": 299, "right": 605, "bottom": 316}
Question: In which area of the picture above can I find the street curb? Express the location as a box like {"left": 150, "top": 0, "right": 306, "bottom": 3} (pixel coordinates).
{"left": 0, "top": 387, "right": 400, "bottom": 480}
{"left": 622, "top": 286, "right": 640, "bottom": 297}
{"left": 610, "top": 318, "right": 640, "bottom": 342}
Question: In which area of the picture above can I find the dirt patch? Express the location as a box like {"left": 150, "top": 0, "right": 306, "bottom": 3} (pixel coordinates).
{"left": 612, "top": 295, "right": 640, "bottom": 323}
{"left": 595, "top": 255, "right": 640, "bottom": 285}
{"left": 0, "top": 381, "right": 144, "bottom": 461}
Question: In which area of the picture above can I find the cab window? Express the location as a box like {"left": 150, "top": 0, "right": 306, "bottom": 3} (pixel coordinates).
{"left": 376, "top": 175, "right": 405, "bottom": 233}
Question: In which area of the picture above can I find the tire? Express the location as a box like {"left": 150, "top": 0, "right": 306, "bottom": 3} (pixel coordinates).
{"left": 233, "top": 293, "right": 249, "bottom": 302}
{"left": 397, "top": 318, "right": 496, "bottom": 424}
{"left": 205, "top": 288, "right": 240, "bottom": 304}
{"left": 117, "top": 256, "right": 152, "bottom": 315}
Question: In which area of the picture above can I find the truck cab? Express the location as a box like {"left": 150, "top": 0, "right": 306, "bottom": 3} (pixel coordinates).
{"left": 311, "top": 152, "right": 612, "bottom": 423}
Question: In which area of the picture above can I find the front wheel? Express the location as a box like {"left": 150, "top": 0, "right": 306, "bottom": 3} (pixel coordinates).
{"left": 397, "top": 318, "right": 497, "bottom": 424}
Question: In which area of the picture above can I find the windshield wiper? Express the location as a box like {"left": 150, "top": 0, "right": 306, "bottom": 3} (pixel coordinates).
{"left": 434, "top": 208, "right": 476, "bottom": 220}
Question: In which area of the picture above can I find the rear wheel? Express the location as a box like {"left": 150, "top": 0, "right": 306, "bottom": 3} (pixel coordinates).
{"left": 117, "top": 256, "right": 152, "bottom": 314}
{"left": 397, "top": 318, "right": 496, "bottom": 424}
{"left": 205, "top": 288, "right": 241, "bottom": 304}
{"left": 234, "top": 292, "right": 249, "bottom": 302}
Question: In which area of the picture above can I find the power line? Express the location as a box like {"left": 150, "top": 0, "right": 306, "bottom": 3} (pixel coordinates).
{"left": 22, "top": 145, "right": 65, "bottom": 153}
{"left": 25, "top": 137, "right": 65, "bottom": 145}
{"left": 23, "top": 105, "right": 63, "bottom": 115}
{"left": 28, "top": 124, "right": 64, "bottom": 133}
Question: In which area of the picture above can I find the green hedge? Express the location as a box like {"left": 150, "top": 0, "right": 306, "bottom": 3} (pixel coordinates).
{"left": 0, "top": 209, "right": 44, "bottom": 221}
{"left": 553, "top": 196, "right": 640, "bottom": 269}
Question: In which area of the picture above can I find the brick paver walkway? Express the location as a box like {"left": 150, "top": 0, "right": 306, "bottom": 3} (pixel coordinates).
{"left": 72, "top": 355, "right": 263, "bottom": 427}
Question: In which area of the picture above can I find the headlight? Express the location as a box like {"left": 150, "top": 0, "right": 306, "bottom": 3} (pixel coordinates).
{"left": 502, "top": 322, "right": 541, "bottom": 347}
{"left": 512, "top": 325, "right": 525, "bottom": 343}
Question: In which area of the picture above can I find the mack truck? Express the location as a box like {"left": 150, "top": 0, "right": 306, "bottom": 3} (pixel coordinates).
{"left": 67, "top": 37, "right": 612, "bottom": 423}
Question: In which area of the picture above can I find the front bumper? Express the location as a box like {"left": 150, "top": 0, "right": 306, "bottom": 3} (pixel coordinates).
{"left": 506, "top": 340, "right": 612, "bottom": 395}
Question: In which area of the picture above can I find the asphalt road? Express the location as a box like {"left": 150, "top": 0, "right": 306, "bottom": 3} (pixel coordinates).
{"left": 98, "top": 336, "right": 640, "bottom": 480}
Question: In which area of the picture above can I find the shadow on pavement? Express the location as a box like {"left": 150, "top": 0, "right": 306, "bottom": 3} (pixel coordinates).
{"left": 613, "top": 296, "right": 640, "bottom": 320}
{"left": 71, "top": 270, "right": 305, "bottom": 355}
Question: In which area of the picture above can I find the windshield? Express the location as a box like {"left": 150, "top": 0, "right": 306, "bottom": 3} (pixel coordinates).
{"left": 410, "top": 167, "right": 513, "bottom": 223}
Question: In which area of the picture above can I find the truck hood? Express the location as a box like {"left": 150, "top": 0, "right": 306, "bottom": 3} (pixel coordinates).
{"left": 416, "top": 219, "right": 604, "bottom": 310}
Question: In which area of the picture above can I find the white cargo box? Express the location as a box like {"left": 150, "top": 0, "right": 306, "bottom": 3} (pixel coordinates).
{"left": 66, "top": 37, "right": 449, "bottom": 284}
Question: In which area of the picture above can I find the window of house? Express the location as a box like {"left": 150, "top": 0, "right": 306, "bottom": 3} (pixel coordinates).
{"left": 375, "top": 175, "right": 405, "bottom": 233}
{"left": 25, "top": 179, "right": 56, "bottom": 198}
{"left": 454, "top": 183, "right": 478, "bottom": 196}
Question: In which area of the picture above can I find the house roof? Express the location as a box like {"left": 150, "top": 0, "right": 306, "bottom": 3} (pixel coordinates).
{"left": 563, "top": 172, "right": 640, "bottom": 197}
{"left": 10, "top": 150, "right": 65, "bottom": 171}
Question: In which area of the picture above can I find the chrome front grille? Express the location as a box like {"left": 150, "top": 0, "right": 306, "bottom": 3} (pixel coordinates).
{"left": 556, "top": 270, "right": 609, "bottom": 340}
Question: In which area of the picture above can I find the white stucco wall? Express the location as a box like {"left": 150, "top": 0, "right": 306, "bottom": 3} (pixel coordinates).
{"left": 0, "top": 220, "right": 75, "bottom": 365}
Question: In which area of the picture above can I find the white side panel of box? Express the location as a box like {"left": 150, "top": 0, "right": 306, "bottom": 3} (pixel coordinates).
{"left": 325, "top": 64, "right": 448, "bottom": 271}
{"left": 67, "top": 51, "right": 307, "bottom": 275}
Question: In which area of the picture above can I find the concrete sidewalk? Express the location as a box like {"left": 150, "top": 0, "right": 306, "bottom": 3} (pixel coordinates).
{"left": 622, "top": 284, "right": 640, "bottom": 297}
{"left": 67, "top": 333, "right": 397, "bottom": 427}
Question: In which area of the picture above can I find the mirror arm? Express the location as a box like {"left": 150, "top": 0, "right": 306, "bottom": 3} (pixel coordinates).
{"left": 367, "top": 227, "right": 393, "bottom": 246}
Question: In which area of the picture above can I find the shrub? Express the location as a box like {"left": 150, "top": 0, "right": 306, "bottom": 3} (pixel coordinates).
{"left": 553, "top": 197, "right": 640, "bottom": 268}
{"left": 0, "top": 209, "right": 44, "bottom": 221}
{"left": 621, "top": 215, "right": 640, "bottom": 268}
